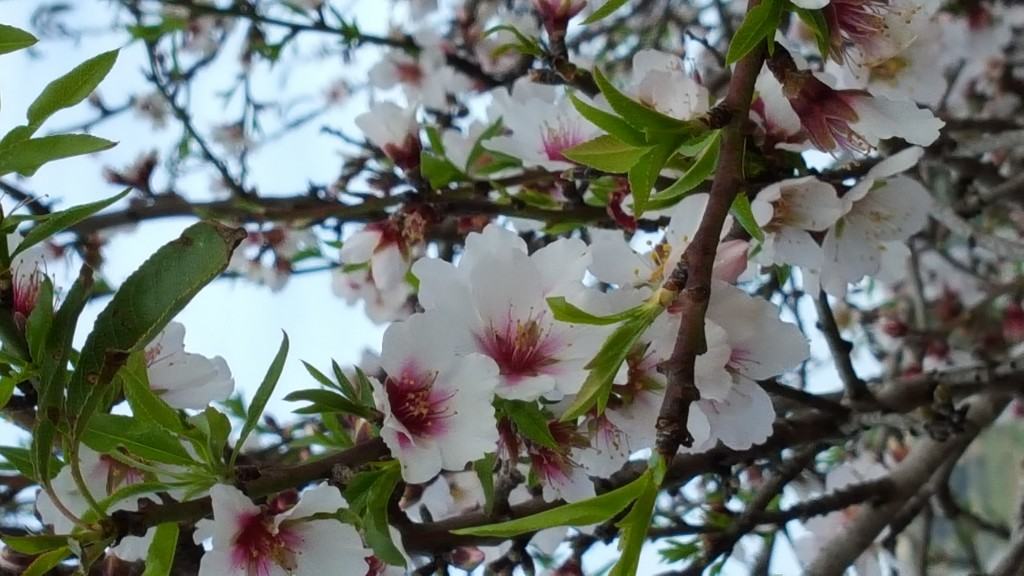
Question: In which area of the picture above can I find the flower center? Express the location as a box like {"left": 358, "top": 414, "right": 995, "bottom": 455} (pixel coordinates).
{"left": 477, "top": 315, "right": 559, "bottom": 380}
{"left": 394, "top": 61, "right": 424, "bottom": 86}
{"left": 386, "top": 370, "right": 452, "bottom": 439}
{"left": 232, "top": 511, "right": 301, "bottom": 576}
{"left": 868, "top": 56, "right": 909, "bottom": 83}
{"left": 12, "top": 268, "right": 41, "bottom": 328}
{"left": 541, "top": 121, "right": 583, "bottom": 162}
{"left": 828, "top": 0, "right": 890, "bottom": 45}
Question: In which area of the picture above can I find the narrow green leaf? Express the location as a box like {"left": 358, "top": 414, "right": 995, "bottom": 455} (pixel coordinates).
{"left": 452, "top": 471, "right": 649, "bottom": 537}
{"left": 420, "top": 151, "right": 463, "bottom": 188}
{"left": 67, "top": 221, "right": 246, "bottom": 437}
{"left": 730, "top": 193, "right": 765, "bottom": 243}
{"left": 547, "top": 296, "right": 644, "bottom": 326}
{"left": 364, "top": 463, "right": 405, "bottom": 566}
{"left": 121, "top": 352, "right": 185, "bottom": 434}
{"left": 232, "top": 332, "right": 289, "bottom": 465}
{"left": 15, "top": 189, "right": 130, "bottom": 257}
{"left": 562, "top": 135, "right": 650, "bottom": 174}
{"left": 331, "top": 359, "right": 359, "bottom": 402}
{"left": 648, "top": 131, "right": 721, "bottom": 210}
{"left": 610, "top": 458, "right": 665, "bottom": 576}
{"left": 37, "top": 265, "right": 94, "bottom": 415}
{"left": 22, "top": 546, "right": 70, "bottom": 576}
{"left": 474, "top": 454, "right": 496, "bottom": 516}
{"left": 285, "top": 388, "right": 375, "bottom": 419}
{"left": 27, "top": 50, "right": 119, "bottom": 128}
{"left": 0, "top": 446, "right": 58, "bottom": 481}
{"left": 0, "top": 375, "right": 17, "bottom": 409}
{"left": 583, "top": 0, "right": 631, "bottom": 24}
{"left": 190, "top": 407, "right": 231, "bottom": 469}
{"left": 301, "top": 361, "right": 339, "bottom": 391}
{"left": 464, "top": 119, "right": 506, "bottom": 173}
{"left": 0, "top": 134, "right": 116, "bottom": 176}
{"left": 592, "top": 68, "right": 686, "bottom": 132}
{"left": 82, "top": 414, "right": 195, "bottom": 467}
{"left": 483, "top": 25, "right": 543, "bottom": 58}
{"left": 31, "top": 418, "right": 56, "bottom": 486}
{"left": 141, "top": 522, "right": 179, "bottom": 576}
{"left": 25, "top": 277, "right": 54, "bottom": 364}
{"left": 628, "top": 142, "right": 677, "bottom": 217}
{"left": 561, "top": 304, "right": 662, "bottom": 421}
{"left": 792, "top": 6, "right": 831, "bottom": 58}
{"left": 497, "top": 399, "right": 557, "bottom": 449}
{"left": 2, "top": 534, "right": 69, "bottom": 555}
{"left": 0, "top": 24, "right": 38, "bottom": 55}
{"left": 726, "top": 0, "right": 783, "bottom": 64}
{"left": 569, "top": 94, "right": 646, "bottom": 147}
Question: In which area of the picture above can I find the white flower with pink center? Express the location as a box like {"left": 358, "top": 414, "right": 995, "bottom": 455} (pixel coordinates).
{"left": 198, "top": 483, "right": 369, "bottom": 576}
{"left": 811, "top": 146, "right": 933, "bottom": 296}
{"left": 340, "top": 222, "right": 410, "bottom": 292}
{"left": 368, "top": 46, "right": 470, "bottom": 110}
{"left": 412, "top": 224, "right": 608, "bottom": 401}
{"left": 630, "top": 49, "right": 709, "bottom": 119}
{"left": 375, "top": 312, "right": 500, "bottom": 483}
{"left": 355, "top": 101, "right": 421, "bottom": 171}
{"left": 144, "top": 321, "right": 235, "bottom": 410}
{"left": 752, "top": 176, "right": 845, "bottom": 268}
{"left": 331, "top": 267, "right": 412, "bottom": 325}
{"left": 484, "top": 79, "right": 601, "bottom": 171}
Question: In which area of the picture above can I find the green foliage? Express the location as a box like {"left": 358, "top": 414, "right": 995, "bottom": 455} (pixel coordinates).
{"left": 453, "top": 468, "right": 652, "bottom": 537}
{"left": 484, "top": 25, "right": 544, "bottom": 58}
{"left": 0, "top": 24, "right": 37, "bottom": 55}
{"left": 420, "top": 150, "right": 463, "bottom": 188}
{"left": 2, "top": 534, "right": 70, "bottom": 555}
{"left": 353, "top": 463, "right": 405, "bottom": 567}
{"left": 561, "top": 302, "right": 664, "bottom": 421}
{"left": 648, "top": 132, "right": 721, "bottom": 210}
{"left": 584, "top": 0, "right": 632, "bottom": 24}
{"left": 285, "top": 388, "right": 376, "bottom": 420}
{"left": 569, "top": 94, "right": 646, "bottom": 147}
{"left": 610, "top": 456, "right": 666, "bottom": 575}
{"left": 120, "top": 352, "right": 186, "bottom": 434}
{"left": 82, "top": 414, "right": 195, "bottom": 467}
{"left": 791, "top": 5, "right": 831, "bottom": 58}
{"left": 730, "top": 193, "right": 765, "bottom": 243}
{"left": 0, "top": 134, "right": 117, "bottom": 177}
{"left": 66, "top": 221, "right": 245, "bottom": 438}
{"left": 726, "top": 0, "right": 784, "bottom": 64}
{"left": 496, "top": 399, "right": 557, "bottom": 449}
{"left": 563, "top": 135, "right": 651, "bottom": 173}
{"left": 13, "top": 189, "right": 130, "bottom": 257}
{"left": 141, "top": 523, "right": 179, "bottom": 576}
{"left": 547, "top": 296, "right": 647, "bottom": 326}
{"left": 232, "top": 332, "right": 289, "bottom": 467}
{"left": 22, "top": 547, "right": 70, "bottom": 576}
{"left": 26, "top": 50, "right": 119, "bottom": 129}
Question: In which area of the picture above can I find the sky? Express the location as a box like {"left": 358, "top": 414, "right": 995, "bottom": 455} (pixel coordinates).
{"left": 0, "top": 1, "right": 828, "bottom": 573}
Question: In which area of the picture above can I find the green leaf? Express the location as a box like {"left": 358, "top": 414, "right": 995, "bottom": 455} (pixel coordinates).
{"left": 121, "top": 352, "right": 185, "bottom": 434}
{"left": 561, "top": 304, "right": 663, "bottom": 421}
{"left": 190, "top": 407, "right": 231, "bottom": 469}
{"left": 628, "top": 141, "right": 677, "bottom": 216}
{"left": 37, "top": 265, "right": 94, "bottom": 415}
{"left": 420, "top": 151, "right": 463, "bottom": 188}
{"left": 285, "top": 388, "right": 376, "bottom": 419}
{"left": 27, "top": 50, "right": 119, "bottom": 129}
{"left": 22, "top": 546, "right": 70, "bottom": 576}
{"left": 726, "top": 0, "right": 783, "bottom": 64}
{"left": 232, "top": 332, "right": 289, "bottom": 466}
{"left": 730, "top": 193, "right": 764, "bottom": 243}
{"left": 562, "top": 135, "right": 650, "bottom": 174}
{"left": 547, "top": 296, "right": 644, "bottom": 326}
{"left": 0, "top": 375, "right": 17, "bottom": 409}
{"left": 141, "top": 522, "right": 179, "bottom": 576}
{"left": 31, "top": 418, "right": 56, "bottom": 486}
{"left": 569, "top": 94, "right": 646, "bottom": 147}
{"left": 0, "top": 446, "right": 58, "bottom": 481}
{"left": 2, "top": 534, "right": 69, "bottom": 555}
{"left": 464, "top": 119, "right": 506, "bottom": 174}
{"left": 82, "top": 414, "right": 195, "bottom": 467}
{"left": 0, "top": 24, "right": 38, "bottom": 55}
{"left": 25, "top": 276, "right": 54, "bottom": 364}
{"left": 66, "top": 221, "right": 246, "bottom": 437}
{"left": 364, "top": 463, "right": 405, "bottom": 566}
{"left": 497, "top": 399, "right": 557, "bottom": 449}
{"left": 14, "top": 188, "right": 130, "bottom": 257}
{"left": 648, "top": 131, "right": 721, "bottom": 210}
{"left": 453, "top": 471, "right": 650, "bottom": 537}
{"left": 0, "top": 134, "right": 117, "bottom": 176}
{"left": 126, "top": 18, "right": 187, "bottom": 42}
{"left": 592, "top": 68, "right": 686, "bottom": 133}
{"left": 584, "top": 0, "right": 631, "bottom": 24}
{"left": 483, "top": 25, "right": 543, "bottom": 58}
{"left": 792, "top": 6, "right": 831, "bottom": 58}
{"left": 332, "top": 359, "right": 360, "bottom": 402}
{"left": 610, "top": 458, "right": 665, "bottom": 576}
{"left": 474, "top": 453, "right": 497, "bottom": 516}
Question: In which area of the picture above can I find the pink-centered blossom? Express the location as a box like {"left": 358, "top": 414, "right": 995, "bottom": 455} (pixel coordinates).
{"left": 752, "top": 176, "right": 845, "bottom": 268}
{"left": 198, "top": 483, "right": 369, "bottom": 576}
{"left": 412, "top": 224, "right": 608, "bottom": 400}
{"left": 375, "top": 312, "right": 500, "bottom": 483}
{"left": 355, "top": 101, "right": 422, "bottom": 171}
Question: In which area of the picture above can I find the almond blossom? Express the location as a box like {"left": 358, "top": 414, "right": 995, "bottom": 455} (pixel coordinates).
{"left": 374, "top": 311, "right": 500, "bottom": 483}
{"left": 412, "top": 224, "right": 608, "bottom": 400}
{"left": 198, "top": 483, "right": 369, "bottom": 576}
{"left": 484, "top": 79, "right": 601, "bottom": 171}
{"left": 368, "top": 45, "right": 470, "bottom": 110}
{"left": 331, "top": 267, "right": 413, "bottom": 325}
{"left": 5, "top": 232, "right": 49, "bottom": 331}
{"left": 751, "top": 176, "right": 845, "bottom": 268}
{"left": 629, "top": 49, "right": 709, "bottom": 119}
{"left": 811, "top": 146, "right": 933, "bottom": 296}
{"left": 355, "top": 101, "right": 421, "bottom": 171}
{"left": 144, "top": 321, "right": 235, "bottom": 410}
{"left": 764, "top": 49, "right": 944, "bottom": 154}
{"left": 340, "top": 216, "right": 423, "bottom": 292}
